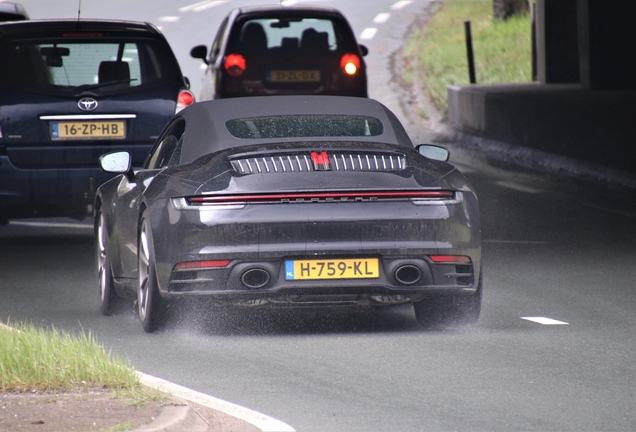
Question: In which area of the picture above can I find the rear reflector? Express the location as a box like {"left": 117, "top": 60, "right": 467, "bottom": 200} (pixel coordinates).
{"left": 224, "top": 53, "right": 246, "bottom": 77}
{"left": 187, "top": 190, "right": 454, "bottom": 205}
{"left": 429, "top": 255, "right": 471, "bottom": 264}
{"left": 175, "top": 260, "right": 231, "bottom": 270}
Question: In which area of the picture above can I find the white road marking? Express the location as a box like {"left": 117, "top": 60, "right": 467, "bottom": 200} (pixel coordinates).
{"left": 582, "top": 203, "right": 636, "bottom": 218}
{"left": 157, "top": 16, "right": 180, "bottom": 23}
{"left": 179, "top": 0, "right": 227, "bottom": 13}
{"left": 281, "top": 0, "right": 331, "bottom": 4}
{"left": 9, "top": 221, "right": 92, "bottom": 230}
{"left": 138, "top": 372, "right": 296, "bottom": 432}
{"left": 521, "top": 317, "right": 569, "bottom": 325}
{"left": 483, "top": 240, "right": 549, "bottom": 244}
{"left": 360, "top": 27, "right": 378, "bottom": 40}
{"left": 373, "top": 12, "right": 391, "bottom": 24}
{"left": 494, "top": 180, "right": 543, "bottom": 194}
{"left": 390, "top": 0, "right": 413, "bottom": 10}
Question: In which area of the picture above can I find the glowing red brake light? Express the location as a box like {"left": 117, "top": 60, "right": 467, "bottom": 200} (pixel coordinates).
{"left": 340, "top": 53, "right": 360, "bottom": 75}
{"left": 224, "top": 54, "right": 246, "bottom": 77}
{"left": 175, "top": 260, "right": 231, "bottom": 270}
{"left": 175, "top": 90, "right": 195, "bottom": 113}
{"left": 429, "top": 255, "right": 471, "bottom": 264}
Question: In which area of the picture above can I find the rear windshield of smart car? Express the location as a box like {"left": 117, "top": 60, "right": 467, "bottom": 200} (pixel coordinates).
{"left": 229, "top": 16, "right": 351, "bottom": 54}
{"left": 0, "top": 37, "right": 180, "bottom": 95}
{"left": 226, "top": 115, "right": 384, "bottom": 139}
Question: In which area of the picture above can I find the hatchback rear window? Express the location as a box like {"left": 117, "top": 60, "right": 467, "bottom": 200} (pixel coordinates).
{"left": 226, "top": 115, "right": 384, "bottom": 139}
{"left": 231, "top": 17, "right": 342, "bottom": 54}
{"left": 0, "top": 38, "right": 178, "bottom": 95}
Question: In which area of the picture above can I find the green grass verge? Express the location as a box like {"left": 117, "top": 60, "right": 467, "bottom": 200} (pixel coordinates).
{"left": 0, "top": 322, "right": 137, "bottom": 393}
{"left": 412, "top": 0, "right": 532, "bottom": 116}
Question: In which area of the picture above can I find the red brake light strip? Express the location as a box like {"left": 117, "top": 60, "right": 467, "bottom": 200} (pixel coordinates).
{"left": 187, "top": 191, "right": 454, "bottom": 205}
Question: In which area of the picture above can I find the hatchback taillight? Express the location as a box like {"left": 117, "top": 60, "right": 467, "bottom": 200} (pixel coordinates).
{"left": 340, "top": 53, "right": 361, "bottom": 75}
{"left": 224, "top": 53, "right": 246, "bottom": 77}
{"left": 175, "top": 90, "right": 195, "bottom": 113}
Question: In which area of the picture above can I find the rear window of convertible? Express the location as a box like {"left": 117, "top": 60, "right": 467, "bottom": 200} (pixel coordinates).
{"left": 225, "top": 115, "right": 384, "bottom": 139}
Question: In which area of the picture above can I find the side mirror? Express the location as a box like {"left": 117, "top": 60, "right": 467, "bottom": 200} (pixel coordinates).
{"left": 190, "top": 45, "right": 209, "bottom": 64}
{"left": 359, "top": 44, "right": 369, "bottom": 57}
{"left": 99, "top": 151, "right": 132, "bottom": 174}
{"left": 417, "top": 144, "right": 450, "bottom": 162}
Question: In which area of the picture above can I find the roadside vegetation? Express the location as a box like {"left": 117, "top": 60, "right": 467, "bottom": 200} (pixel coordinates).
{"left": 406, "top": 0, "right": 532, "bottom": 116}
{"left": 0, "top": 322, "right": 156, "bottom": 403}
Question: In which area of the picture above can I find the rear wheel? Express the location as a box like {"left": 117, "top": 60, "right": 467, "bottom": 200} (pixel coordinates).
{"left": 414, "top": 275, "right": 482, "bottom": 328}
{"left": 138, "top": 213, "right": 165, "bottom": 332}
{"left": 95, "top": 208, "right": 121, "bottom": 315}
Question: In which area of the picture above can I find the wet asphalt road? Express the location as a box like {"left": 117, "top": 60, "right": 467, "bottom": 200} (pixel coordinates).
{"left": 3, "top": 1, "right": 636, "bottom": 431}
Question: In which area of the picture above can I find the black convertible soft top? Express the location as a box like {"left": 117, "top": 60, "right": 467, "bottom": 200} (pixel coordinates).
{"left": 178, "top": 96, "right": 414, "bottom": 164}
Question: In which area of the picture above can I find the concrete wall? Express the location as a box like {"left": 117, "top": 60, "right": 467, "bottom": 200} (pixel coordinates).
{"left": 447, "top": 84, "right": 636, "bottom": 173}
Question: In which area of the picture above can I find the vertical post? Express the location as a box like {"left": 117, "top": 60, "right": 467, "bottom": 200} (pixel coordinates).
{"left": 464, "top": 21, "right": 476, "bottom": 84}
{"left": 531, "top": 2, "right": 537, "bottom": 81}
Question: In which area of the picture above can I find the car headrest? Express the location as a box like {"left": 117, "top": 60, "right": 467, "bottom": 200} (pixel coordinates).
{"left": 98, "top": 61, "right": 130, "bottom": 84}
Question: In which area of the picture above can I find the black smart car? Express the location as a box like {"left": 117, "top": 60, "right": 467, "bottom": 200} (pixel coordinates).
{"left": 0, "top": 20, "right": 194, "bottom": 223}
{"left": 190, "top": 5, "right": 368, "bottom": 100}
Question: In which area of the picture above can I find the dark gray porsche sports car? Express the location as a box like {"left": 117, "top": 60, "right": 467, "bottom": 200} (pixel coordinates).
{"left": 94, "top": 95, "right": 481, "bottom": 332}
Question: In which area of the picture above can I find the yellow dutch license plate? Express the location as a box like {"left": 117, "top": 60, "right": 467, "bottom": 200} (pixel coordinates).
{"left": 51, "top": 121, "right": 126, "bottom": 140}
{"left": 269, "top": 70, "right": 321, "bottom": 83}
{"left": 285, "top": 258, "right": 379, "bottom": 280}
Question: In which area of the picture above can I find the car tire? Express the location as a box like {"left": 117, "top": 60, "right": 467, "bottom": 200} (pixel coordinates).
{"left": 138, "top": 212, "right": 166, "bottom": 332}
{"left": 95, "top": 208, "right": 122, "bottom": 315}
{"left": 413, "top": 274, "right": 482, "bottom": 328}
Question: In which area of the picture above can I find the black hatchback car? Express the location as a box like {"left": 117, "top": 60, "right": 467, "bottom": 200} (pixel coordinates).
{"left": 190, "top": 5, "right": 368, "bottom": 99}
{"left": 0, "top": 20, "right": 194, "bottom": 223}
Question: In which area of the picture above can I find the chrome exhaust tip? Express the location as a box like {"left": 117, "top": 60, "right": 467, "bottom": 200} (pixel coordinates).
{"left": 394, "top": 265, "right": 422, "bottom": 285}
{"left": 241, "top": 268, "right": 270, "bottom": 289}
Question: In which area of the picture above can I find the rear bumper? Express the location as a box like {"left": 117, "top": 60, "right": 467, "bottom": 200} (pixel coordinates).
{"left": 218, "top": 75, "right": 367, "bottom": 98}
{"left": 0, "top": 155, "right": 113, "bottom": 219}
{"left": 142, "top": 187, "right": 481, "bottom": 306}
{"left": 165, "top": 254, "right": 480, "bottom": 306}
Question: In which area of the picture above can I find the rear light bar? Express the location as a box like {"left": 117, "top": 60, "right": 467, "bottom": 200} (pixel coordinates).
{"left": 175, "top": 90, "right": 195, "bottom": 113}
{"left": 429, "top": 255, "right": 472, "bottom": 264}
{"left": 340, "top": 53, "right": 361, "bottom": 75}
{"left": 185, "top": 190, "right": 454, "bottom": 205}
{"left": 224, "top": 53, "right": 246, "bottom": 77}
{"left": 175, "top": 260, "right": 231, "bottom": 270}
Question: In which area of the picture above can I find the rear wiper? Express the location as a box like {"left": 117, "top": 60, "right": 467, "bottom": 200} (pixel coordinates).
{"left": 76, "top": 78, "right": 137, "bottom": 92}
